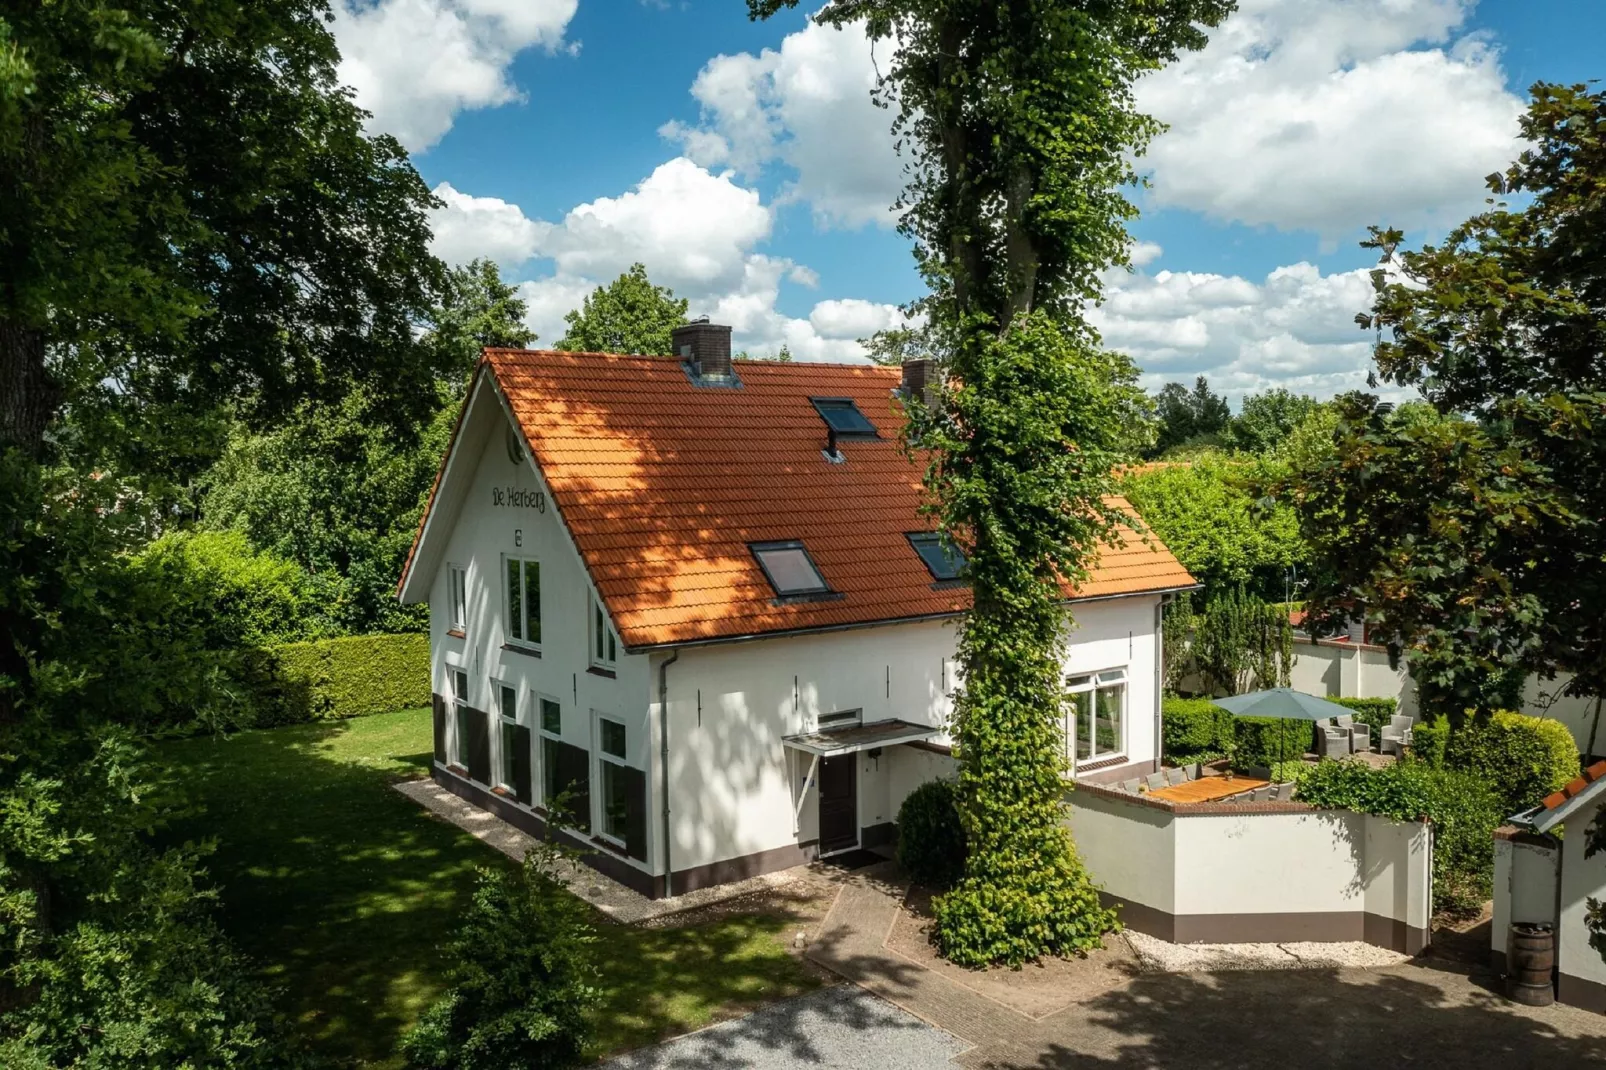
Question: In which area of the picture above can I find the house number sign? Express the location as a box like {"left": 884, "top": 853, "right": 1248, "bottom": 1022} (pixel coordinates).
{"left": 492, "top": 486, "right": 546, "bottom": 512}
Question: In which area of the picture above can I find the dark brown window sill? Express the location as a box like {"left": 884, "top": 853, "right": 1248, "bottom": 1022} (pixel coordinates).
{"left": 501, "top": 643, "right": 542, "bottom": 658}
{"left": 446, "top": 628, "right": 466, "bottom": 639}
{"left": 447, "top": 763, "right": 469, "bottom": 777}
{"left": 586, "top": 665, "right": 617, "bottom": 679}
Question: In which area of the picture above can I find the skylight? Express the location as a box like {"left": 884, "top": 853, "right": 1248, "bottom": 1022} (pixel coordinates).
{"left": 907, "top": 532, "right": 967, "bottom": 581}
{"left": 751, "top": 540, "right": 831, "bottom": 596}
{"left": 810, "top": 397, "right": 878, "bottom": 437}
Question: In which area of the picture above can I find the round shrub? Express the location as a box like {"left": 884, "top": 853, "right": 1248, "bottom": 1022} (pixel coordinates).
{"left": 1445, "top": 710, "right": 1580, "bottom": 814}
{"left": 896, "top": 779, "right": 967, "bottom": 889}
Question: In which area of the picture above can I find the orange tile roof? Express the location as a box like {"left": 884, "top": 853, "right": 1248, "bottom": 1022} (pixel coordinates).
{"left": 1542, "top": 759, "right": 1606, "bottom": 811}
{"left": 445, "top": 350, "right": 1194, "bottom": 650}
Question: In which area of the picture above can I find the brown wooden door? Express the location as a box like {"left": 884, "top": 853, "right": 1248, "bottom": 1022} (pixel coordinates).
{"left": 817, "top": 754, "right": 858, "bottom": 855}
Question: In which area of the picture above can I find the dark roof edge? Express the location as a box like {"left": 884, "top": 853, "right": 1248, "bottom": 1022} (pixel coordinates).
{"left": 623, "top": 583, "right": 1198, "bottom": 655}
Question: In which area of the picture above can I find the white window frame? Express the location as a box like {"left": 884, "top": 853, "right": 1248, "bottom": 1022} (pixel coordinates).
{"left": 492, "top": 679, "right": 520, "bottom": 795}
{"left": 590, "top": 593, "right": 619, "bottom": 670}
{"left": 1065, "top": 667, "right": 1128, "bottom": 767}
{"left": 447, "top": 563, "right": 467, "bottom": 633}
{"left": 535, "top": 692, "right": 565, "bottom": 810}
{"left": 593, "top": 711, "right": 631, "bottom": 849}
{"left": 450, "top": 668, "right": 471, "bottom": 769}
{"left": 503, "top": 555, "right": 542, "bottom": 649}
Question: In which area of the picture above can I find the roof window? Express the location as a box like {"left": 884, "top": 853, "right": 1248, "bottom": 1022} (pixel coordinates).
{"left": 751, "top": 540, "right": 831, "bottom": 597}
{"left": 810, "top": 398, "right": 877, "bottom": 438}
{"left": 907, "top": 532, "right": 967, "bottom": 581}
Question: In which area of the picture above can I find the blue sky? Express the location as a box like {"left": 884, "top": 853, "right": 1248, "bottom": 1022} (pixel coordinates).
{"left": 329, "top": 0, "right": 1603, "bottom": 399}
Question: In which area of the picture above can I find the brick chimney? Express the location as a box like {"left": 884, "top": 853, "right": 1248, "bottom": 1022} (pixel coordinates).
{"left": 673, "top": 318, "right": 735, "bottom": 385}
{"left": 900, "top": 358, "right": 938, "bottom": 408}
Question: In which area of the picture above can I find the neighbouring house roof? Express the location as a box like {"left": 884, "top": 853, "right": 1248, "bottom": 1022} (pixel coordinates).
{"left": 1531, "top": 758, "right": 1606, "bottom": 833}
{"left": 402, "top": 349, "right": 1196, "bottom": 651}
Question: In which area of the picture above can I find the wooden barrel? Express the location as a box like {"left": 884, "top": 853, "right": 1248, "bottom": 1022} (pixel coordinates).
{"left": 1508, "top": 923, "right": 1555, "bottom": 1007}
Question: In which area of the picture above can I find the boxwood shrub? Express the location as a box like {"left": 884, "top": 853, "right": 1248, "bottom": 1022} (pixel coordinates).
{"left": 245, "top": 632, "right": 431, "bottom": 726}
{"left": 1162, "top": 697, "right": 1233, "bottom": 762}
{"left": 896, "top": 779, "right": 967, "bottom": 889}
{"left": 1444, "top": 710, "right": 1580, "bottom": 814}
{"left": 1410, "top": 718, "right": 1450, "bottom": 768}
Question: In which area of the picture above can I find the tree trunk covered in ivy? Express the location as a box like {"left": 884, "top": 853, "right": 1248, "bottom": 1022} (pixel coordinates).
{"left": 752, "top": 0, "right": 1233, "bottom": 966}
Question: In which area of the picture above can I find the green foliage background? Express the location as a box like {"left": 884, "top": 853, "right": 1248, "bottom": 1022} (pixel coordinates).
{"left": 1443, "top": 711, "right": 1579, "bottom": 815}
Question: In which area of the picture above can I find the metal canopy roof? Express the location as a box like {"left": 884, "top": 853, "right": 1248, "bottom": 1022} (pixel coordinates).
{"left": 782, "top": 718, "right": 941, "bottom": 757}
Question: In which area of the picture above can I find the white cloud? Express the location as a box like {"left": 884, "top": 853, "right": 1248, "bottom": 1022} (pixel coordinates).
{"left": 428, "top": 182, "right": 549, "bottom": 269}
{"left": 332, "top": 0, "right": 577, "bottom": 152}
{"left": 1136, "top": 0, "right": 1524, "bottom": 236}
{"left": 427, "top": 161, "right": 908, "bottom": 357}
{"left": 661, "top": 19, "right": 903, "bottom": 229}
{"left": 1092, "top": 261, "right": 1390, "bottom": 399}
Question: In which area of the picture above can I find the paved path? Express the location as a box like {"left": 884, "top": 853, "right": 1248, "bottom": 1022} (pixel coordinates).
{"left": 803, "top": 863, "right": 1606, "bottom": 1069}
{"left": 597, "top": 986, "right": 970, "bottom": 1069}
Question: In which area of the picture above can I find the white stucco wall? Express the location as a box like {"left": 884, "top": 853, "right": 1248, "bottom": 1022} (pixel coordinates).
{"left": 1069, "top": 792, "right": 1431, "bottom": 940}
{"left": 1287, "top": 641, "right": 1418, "bottom": 719}
{"left": 1558, "top": 800, "right": 1606, "bottom": 993}
{"left": 1171, "top": 810, "right": 1361, "bottom": 916}
{"left": 1067, "top": 788, "right": 1177, "bottom": 914}
{"left": 658, "top": 594, "right": 1162, "bottom": 876}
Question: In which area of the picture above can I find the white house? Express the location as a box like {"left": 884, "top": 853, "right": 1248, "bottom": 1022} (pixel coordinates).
{"left": 396, "top": 322, "right": 1196, "bottom": 898}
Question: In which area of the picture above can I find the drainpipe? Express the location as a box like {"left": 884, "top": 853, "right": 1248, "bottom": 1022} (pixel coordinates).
{"left": 1155, "top": 596, "right": 1166, "bottom": 773}
{"left": 658, "top": 650, "right": 679, "bottom": 898}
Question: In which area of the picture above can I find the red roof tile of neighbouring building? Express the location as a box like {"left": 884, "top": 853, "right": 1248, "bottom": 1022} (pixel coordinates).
{"left": 1543, "top": 759, "right": 1606, "bottom": 812}
{"left": 406, "top": 349, "right": 1196, "bottom": 650}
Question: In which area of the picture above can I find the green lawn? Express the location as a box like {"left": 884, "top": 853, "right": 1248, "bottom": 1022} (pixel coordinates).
{"left": 162, "top": 708, "right": 819, "bottom": 1067}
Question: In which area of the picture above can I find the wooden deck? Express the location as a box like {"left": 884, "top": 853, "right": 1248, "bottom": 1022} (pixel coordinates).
{"left": 1148, "top": 775, "right": 1271, "bottom": 805}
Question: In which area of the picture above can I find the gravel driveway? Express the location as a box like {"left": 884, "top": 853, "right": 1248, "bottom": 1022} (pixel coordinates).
{"left": 599, "top": 985, "right": 969, "bottom": 1069}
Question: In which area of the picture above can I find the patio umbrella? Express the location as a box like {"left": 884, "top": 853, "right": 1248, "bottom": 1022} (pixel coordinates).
{"left": 1210, "top": 688, "right": 1354, "bottom": 775}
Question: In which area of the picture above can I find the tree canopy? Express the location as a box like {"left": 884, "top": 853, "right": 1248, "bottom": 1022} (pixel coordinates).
{"left": 0, "top": 2, "right": 452, "bottom": 1061}
{"left": 556, "top": 264, "right": 688, "bottom": 355}
{"left": 1288, "top": 83, "right": 1606, "bottom": 721}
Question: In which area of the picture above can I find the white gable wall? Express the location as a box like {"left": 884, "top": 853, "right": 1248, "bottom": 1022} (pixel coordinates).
{"left": 426, "top": 389, "right": 657, "bottom": 876}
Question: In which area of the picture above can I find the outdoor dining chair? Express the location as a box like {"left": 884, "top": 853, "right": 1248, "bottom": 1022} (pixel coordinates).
{"left": 1165, "top": 767, "right": 1188, "bottom": 787}
{"left": 1144, "top": 771, "right": 1168, "bottom": 792}
{"left": 1120, "top": 778, "right": 1143, "bottom": 793}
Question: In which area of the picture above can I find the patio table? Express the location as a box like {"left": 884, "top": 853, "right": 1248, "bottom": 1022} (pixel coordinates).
{"left": 1147, "top": 775, "right": 1271, "bottom": 805}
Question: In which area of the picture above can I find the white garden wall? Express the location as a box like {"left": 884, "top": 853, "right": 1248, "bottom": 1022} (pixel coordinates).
{"left": 1558, "top": 800, "right": 1606, "bottom": 1012}
{"left": 1069, "top": 786, "right": 1431, "bottom": 951}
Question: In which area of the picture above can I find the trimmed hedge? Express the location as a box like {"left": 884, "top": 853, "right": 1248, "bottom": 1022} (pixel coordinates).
{"left": 245, "top": 632, "right": 431, "bottom": 726}
{"left": 1410, "top": 718, "right": 1450, "bottom": 768}
{"left": 1232, "top": 715, "right": 1309, "bottom": 770}
{"left": 896, "top": 779, "right": 967, "bottom": 889}
{"left": 1329, "top": 696, "right": 1398, "bottom": 732}
{"left": 1161, "top": 697, "right": 1233, "bottom": 762}
{"left": 1444, "top": 710, "right": 1580, "bottom": 815}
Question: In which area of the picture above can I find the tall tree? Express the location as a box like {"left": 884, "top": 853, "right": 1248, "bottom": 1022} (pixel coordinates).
{"left": 0, "top": 3, "right": 445, "bottom": 1061}
{"left": 1289, "top": 83, "right": 1606, "bottom": 722}
{"left": 752, "top": 0, "right": 1232, "bottom": 966}
{"left": 199, "top": 261, "right": 532, "bottom": 635}
{"left": 556, "top": 264, "right": 688, "bottom": 355}
{"left": 1151, "top": 375, "right": 1231, "bottom": 455}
